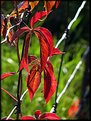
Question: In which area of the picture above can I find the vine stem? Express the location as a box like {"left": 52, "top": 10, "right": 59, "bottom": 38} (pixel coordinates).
{"left": 14, "top": 1, "right": 23, "bottom": 119}
{"left": 54, "top": 37, "right": 66, "bottom": 113}
{"left": 50, "top": 46, "right": 89, "bottom": 113}
{"left": 16, "top": 71, "right": 22, "bottom": 119}
{"left": 16, "top": 27, "right": 29, "bottom": 120}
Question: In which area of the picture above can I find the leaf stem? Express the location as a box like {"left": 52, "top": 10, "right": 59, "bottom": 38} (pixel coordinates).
{"left": 16, "top": 70, "right": 22, "bottom": 119}
{"left": 16, "top": 40, "right": 21, "bottom": 63}
{"left": 14, "top": 1, "right": 22, "bottom": 119}
{"left": 1, "top": 87, "right": 18, "bottom": 102}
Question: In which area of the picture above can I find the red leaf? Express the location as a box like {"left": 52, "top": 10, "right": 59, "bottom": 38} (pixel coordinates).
{"left": 19, "top": 32, "right": 31, "bottom": 72}
{"left": 19, "top": 58, "right": 29, "bottom": 72}
{"left": 68, "top": 99, "right": 80, "bottom": 118}
{"left": 44, "top": 1, "right": 55, "bottom": 14}
{"left": 1, "top": 72, "right": 16, "bottom": 80}
{"left": 28, "top": 55, "right": 37, "bottom": 64}
{"left": 11, "top": 1, "right": 39, "bottom": 17}
{"left": 19, "top": 55, "right": 38, "bottom": 72}
{"left": 44, "top": 61, "right": 57, "bottom": 103}
{"left": 10, "top": 26, "right": 30, "bottom": 43}
{"left": 1, "top": 16, "right": 14, "bottom": 42}
{"left": 26, "top": 65, "right": 41, "bottom": 100}
{"left": 21, "top": 111, "right": 60, "bottom": 120}
{"left": 21, "top": 116, "right": 35, "bottom": 120}
{"left": 1, "top": 16, "right": 7, "bottom": 38}
{"left": 55, "top": 1, "right": 61, "bottom": 8}
{"left": 35, "top": 27, "right": 53, "bottom": 53}
{"left": 11, "top": 1, "right": 28, "bottom": 17}
{"left": 30, "top": 11, "right": 47, "bottom": 28}
{"left": 29, "top": 1, "right": 39, "bottom": 11}
{"left": 34, "top": 27, "right": 54, "bottom": 70}
{"left": 34, "top": 31, "right": 48, "bottom": 71}
{"left": 39, "top": 112, "right": 60, "bottom": 120}
{"left": 28, "top": 55, "right": 39, "bottom": 67}
{"left": 44, "top": 1, "right": 61, "bottom": 14}
{"left": 51, "top": 47, "right": 64, "bottom": 56}
{"left": 34, "top": 110, "right": 42, "bottom": 119}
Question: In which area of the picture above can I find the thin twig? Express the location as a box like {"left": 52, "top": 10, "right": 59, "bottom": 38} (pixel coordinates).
{"left": 54, "top": 29, "right": 68, "bottom": 113}
{"left": 1, "top": 88, "right": 18, "bottom": 102}
{"left": 55, "top": 1, "right": 86, "bottom": 48}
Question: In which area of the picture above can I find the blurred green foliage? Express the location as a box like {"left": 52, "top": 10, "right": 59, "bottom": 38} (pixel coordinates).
{"left": 1, "top": 1, "right": 90, "bottom": 120}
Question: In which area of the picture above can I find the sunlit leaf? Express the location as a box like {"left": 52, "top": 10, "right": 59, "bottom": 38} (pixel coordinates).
{"left": 39, "top": 112, "right": 60, "bottom": 120}
{"left": 68, "top": 99, "right": 80, "bottom": 118}
{"left": 21, "top": 110, "right": 60, "bottom": 120}
{"left": 1, "top": 16, "right": 14, "bottom": 42}
{"left": 44, "top": 1, "right": 55, "bottom": 14}
{"left": 19, "top": 58, "right": 28, "bottom": 72}
{"left": 11, "top": 1, "right": 28, "bottom": 17}
{"left": 34, "top": 30, "right": 49, "bottom": 70}
{"left": 29, "top": 1, "right": 39, "bottom": 11}
{"left": 34, "top": 110, "right": 42, "bottom": 119}
{"left": 19, "top": 32, "right": 31, "bottom": 72}
{"left": 1, "top": 16, "right": 7, "bottom": 38}
{"left": 35, "top": 27, "right": 53, "bottom": 52}
{"left": 26, "top": 65, "right": 41, "bottom": 100}
{"left": 21, "top": 116, "right": 35, "bottom": 120}
{"left": 55, "top": 1, "right": 61, "bottom": 8}
{"left": 30, "top": 11, "right": 47, "bottom": 28}
{"left": 10, "top": 1, "right": 39, "bottom": 17}
{"left": 34, "top": 27, "right": 54, "bottom": 70}
{"left": 10, "top": 26, "right": 30, "bottom": 43}
{"left": 28, "top": 55, "right": 37, "bottom": 64}
{"left": 1, "top": 72, "right": 16, "bottom": 80}
{"left": 44, "top": 61, "right": 57, "bottom": 103}
{"left": 28, "top": 55, "right": 39, "bottom": 67}
{"left": 51, "top": 47, "right": 64, "bottom": 56}
{"left": 44, "top": 0, "right": 61, "bottom": 13}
